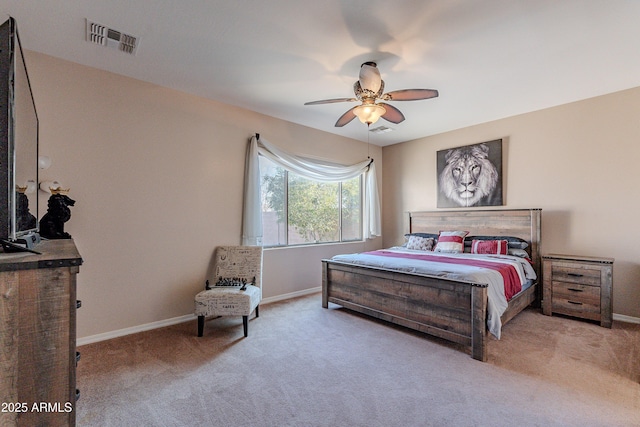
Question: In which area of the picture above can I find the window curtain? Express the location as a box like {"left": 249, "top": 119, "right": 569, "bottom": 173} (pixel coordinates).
{"left": 241, "top": 135, "right": 381, "bottom": 246}
{"left": 241, "top": 135, "right": 263, "bottom": 246}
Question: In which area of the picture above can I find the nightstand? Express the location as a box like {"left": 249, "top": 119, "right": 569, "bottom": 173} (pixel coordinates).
{"left": 542, "top": 254, "right": 613, "bottom": 328}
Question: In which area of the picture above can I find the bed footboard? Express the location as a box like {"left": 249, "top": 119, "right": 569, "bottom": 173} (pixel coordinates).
{"left": 322, "top": 260, "right": 489, "bottom": 361}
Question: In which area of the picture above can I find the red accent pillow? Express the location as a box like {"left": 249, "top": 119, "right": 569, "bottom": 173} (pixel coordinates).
{"left": 471, "top": 239, "right": 509, "bottom": 255}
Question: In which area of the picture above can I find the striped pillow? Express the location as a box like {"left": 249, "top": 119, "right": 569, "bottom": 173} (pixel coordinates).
{"left": 471, "top": 239, "right": 509, "bottom": 255}
{"left": 434, "top": 231, "right": 468, "bottom": 253}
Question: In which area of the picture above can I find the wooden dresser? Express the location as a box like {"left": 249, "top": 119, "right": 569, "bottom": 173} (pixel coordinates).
{"left": 542, "top": 253, "right": 613, "bottom": 328}
{"left": 0, "top": 239, "right": 82, "bottom": 426}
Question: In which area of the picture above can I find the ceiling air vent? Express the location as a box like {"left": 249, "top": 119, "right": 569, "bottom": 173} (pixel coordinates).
{"left": 86, "top": 19, "right": 138, "bottom": 55}
{"left": 369, "top": 126, "right": 393, "bottom": 134}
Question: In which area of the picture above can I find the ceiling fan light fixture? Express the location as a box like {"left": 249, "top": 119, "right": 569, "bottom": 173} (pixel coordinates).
{"left": 354, "top": 104, "right": 386, "bottom": 125}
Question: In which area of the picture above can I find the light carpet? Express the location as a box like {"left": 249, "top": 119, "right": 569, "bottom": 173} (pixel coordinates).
{"left": 76, "top": 293, "right": 640, "bottom": 427}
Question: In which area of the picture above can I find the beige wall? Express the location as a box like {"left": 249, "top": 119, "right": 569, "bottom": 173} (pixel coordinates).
{"left": 27, "top": 52, "right": 382, "bottom": 340}
{"left": 382, "top": 86, "right": 640, "bottom": 319}
{"left": 25, "top": 48, "right": 638, "bottom": 340}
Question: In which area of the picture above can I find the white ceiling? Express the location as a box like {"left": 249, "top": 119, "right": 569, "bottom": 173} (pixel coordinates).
{"left": 2, "top": 0, "right": 640, "bottom": 146}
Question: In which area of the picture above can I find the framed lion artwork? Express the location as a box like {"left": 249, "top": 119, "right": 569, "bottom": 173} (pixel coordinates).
{"left": 437, "top": 139, "right": 503, "bottom": 208}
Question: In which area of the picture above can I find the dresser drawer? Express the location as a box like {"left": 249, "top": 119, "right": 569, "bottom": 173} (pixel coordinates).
{"left": 550, "top": 264, "right": 601, "bottom": 286}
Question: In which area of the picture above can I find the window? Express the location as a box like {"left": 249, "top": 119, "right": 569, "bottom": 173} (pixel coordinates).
{"left": 260, "top": 156, "right": 362, "bottom": 247}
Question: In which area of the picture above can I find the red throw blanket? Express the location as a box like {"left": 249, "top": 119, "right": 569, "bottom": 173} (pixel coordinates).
{"left": 364, "top": 250, "right": 522, "bottom": 301}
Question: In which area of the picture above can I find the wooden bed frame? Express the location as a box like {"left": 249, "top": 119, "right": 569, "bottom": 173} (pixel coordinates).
{"left": 322, "top": 208, "right": 542, "bottom": 361}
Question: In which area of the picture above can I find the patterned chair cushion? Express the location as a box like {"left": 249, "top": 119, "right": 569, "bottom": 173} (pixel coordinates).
{"left": 195, "top": 284, "right": 261, "bottom": 317}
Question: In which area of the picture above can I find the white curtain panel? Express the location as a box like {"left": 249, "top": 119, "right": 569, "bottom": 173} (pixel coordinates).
{"left": 241, "top": 136, "right": 263, "bottom": 246}
{"left": 241, "top": 135, "right": 381, "bottom": 245}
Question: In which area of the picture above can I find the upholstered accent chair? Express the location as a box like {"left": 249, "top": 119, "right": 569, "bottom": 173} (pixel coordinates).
{"left": 195, "top": 246, "right": 263, "bottom": 337}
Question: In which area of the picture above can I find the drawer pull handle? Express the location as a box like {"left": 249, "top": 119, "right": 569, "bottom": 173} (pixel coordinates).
{"left": 567, "top": 273, "right": 584, "bottom": 277}
{"left": 568, "top": 301, "right": 583, "bottom": 305}
{"left": 568, "top": 288, "right": 584, "bottom": 292}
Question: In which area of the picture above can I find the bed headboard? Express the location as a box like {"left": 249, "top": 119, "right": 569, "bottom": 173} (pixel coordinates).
{"left": 406, "top": 208, "right": 542, "bottom": 281}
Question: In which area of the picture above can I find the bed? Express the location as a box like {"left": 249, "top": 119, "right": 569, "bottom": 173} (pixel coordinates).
{"left": 321, "top": 208, "right": 542, "bottom": 361}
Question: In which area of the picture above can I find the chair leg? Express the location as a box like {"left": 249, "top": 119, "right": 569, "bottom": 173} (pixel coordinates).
{"left": 255, "top": 305, "right": 259, "bottom": 318}
{"left": 243, "top": 315, "right": 248, "bottom": 337}
{"left": 197, "top": 316, "right": 205, "bottom": 337}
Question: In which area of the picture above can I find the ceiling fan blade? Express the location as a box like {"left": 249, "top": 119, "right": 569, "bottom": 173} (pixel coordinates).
{"left": 335, "top": 107, "right": 357, "bottom": 127}
{"left": 383, "top": 89, "right": 439, "bottom": 101}
{"left": 379, "top": 103, "right": 405, "bottom": 124}
{"left": 304, "top": 98, "right": 357, "bottom": 105}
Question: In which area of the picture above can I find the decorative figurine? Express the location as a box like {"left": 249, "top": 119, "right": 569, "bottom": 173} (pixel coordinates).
{"left": 40, "top": 188, "right": 75, "bottom": 239}
{"left": 15, "top": 187, "right": 37, "bottom": 231}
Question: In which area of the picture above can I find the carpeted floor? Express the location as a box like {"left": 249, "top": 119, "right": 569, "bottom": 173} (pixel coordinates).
{"left": 76, "top": 293, "right": 640, "bottom": 427}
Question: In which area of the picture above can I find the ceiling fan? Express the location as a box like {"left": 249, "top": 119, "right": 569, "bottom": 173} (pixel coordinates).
{"left": 304, "top": 62, "right": 439, "bottom": 127}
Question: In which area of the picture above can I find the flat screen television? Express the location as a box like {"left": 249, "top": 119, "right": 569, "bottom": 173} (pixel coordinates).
{"left": 0, "top": 17, "right": 39, "bottom": 250}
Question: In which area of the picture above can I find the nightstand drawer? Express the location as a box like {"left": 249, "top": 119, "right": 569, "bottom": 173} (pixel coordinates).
{"left": 551, "top": 281, "right": 600, "bottom": 306}
{"left": 552, "top": 280, "right": 601, "bottom": 320}
{"left": 550, "top": 264, "right": 601, "bottom": 286}
{"left": 552, "top": 298, "right": 601, "bottom": 320}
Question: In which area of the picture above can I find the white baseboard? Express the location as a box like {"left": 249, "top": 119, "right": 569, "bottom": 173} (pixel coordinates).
{"left": 613, "top": 313, "right": 640, "bottom": 324}
{"left": 77, "top": 288, "right": 638, "bottom": 347}
{"left": 76, "top": 314, "right": 194, "bottom": 346}
{"left": 261, "top": 286, "right": 321, "bottom": 304}
{"left": 77, "top": 287, "right": 322, "bottom": 347}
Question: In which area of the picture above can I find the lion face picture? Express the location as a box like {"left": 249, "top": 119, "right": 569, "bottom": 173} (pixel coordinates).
{"left": 437, "top": 139, "right": 503, "bottom": 208}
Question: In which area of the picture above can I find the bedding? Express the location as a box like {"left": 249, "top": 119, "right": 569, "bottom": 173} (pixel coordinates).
{"left": 331, "top": 247, "right": 536, "bottom": 339}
